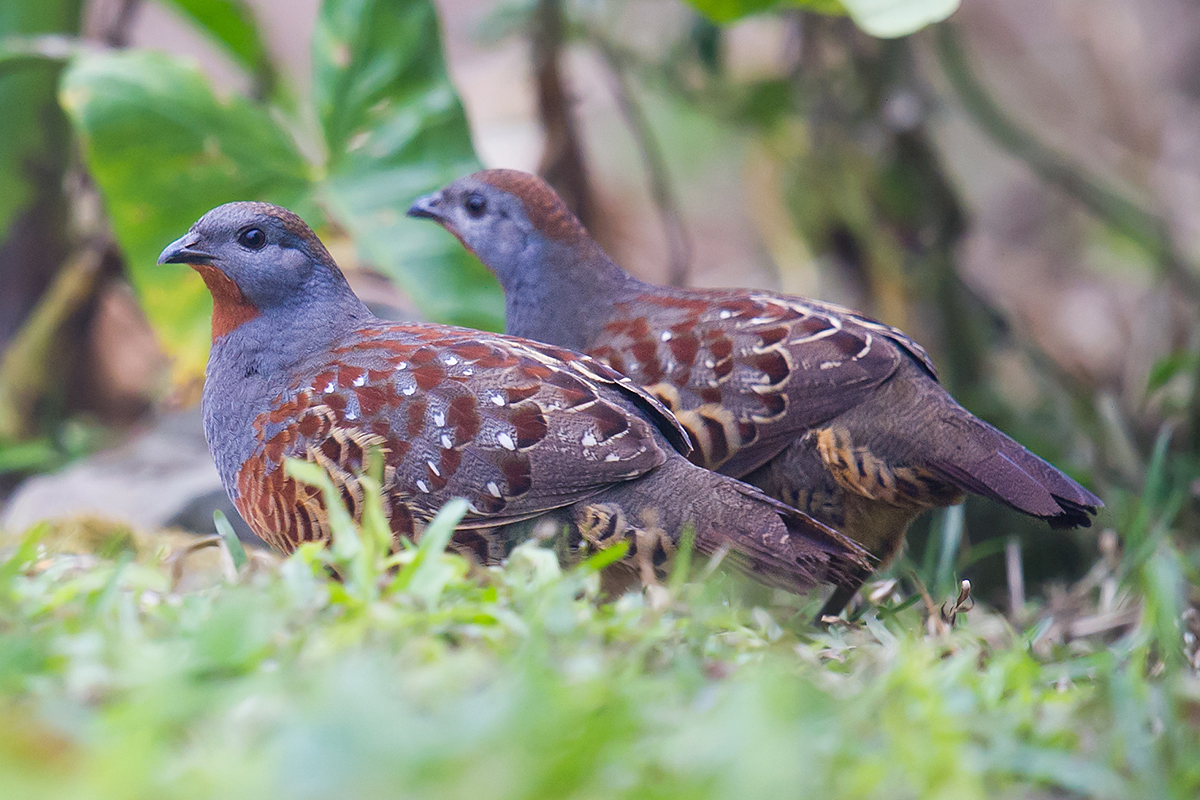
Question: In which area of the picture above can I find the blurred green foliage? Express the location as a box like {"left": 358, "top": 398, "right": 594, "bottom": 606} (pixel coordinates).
{"left": 0, "top": 2, "right": 78, "bottom": 245}
{"left": 56, "top": 0, "right": 500, "bottom": 383}
{"left": 684, "top": 0, "right": 960, "bottom": 37}
{"left": 0, "top": 480, "right": 1196, "bottom": 800}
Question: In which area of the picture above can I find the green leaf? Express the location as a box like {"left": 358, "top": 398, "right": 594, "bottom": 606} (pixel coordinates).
{"left": 213, "top": 509, "right": 248, "bottom": 572}
{"left": 684, "top": 0, "right": 960, "bottom": 38}
{"left": 313, "top": 0, "right": 503, "bottom": 331}
{"left": 156, "top": 0, "right": 273, "bottom": 80}
{"left": 685, "top": 0, "right": 846, "bottom": 25}
{"left": 0, "top": 522, "right": 49, "bottom": 586}
{"left": 842, "top": 0, "right": 959, "bottom": 38}
{"left": 1146, "top": 349, "right": 1198, "bottom": 394}
{"left": 392, "top": 497, "right": 468, "bottom": 603}
{"left": 62, "top": 0, "right": 498, "bottom": 385}
{"left": 0, "top": 34, "right": 78, "bottom": 79}
{"left": 60, "top": 49, "right": 311, "bottom": 379}
{"left": 0, "top": 3, "right": 80, "bottom": 243}
{"left": 285, "top": 457, "right": 360, "bottom": 560}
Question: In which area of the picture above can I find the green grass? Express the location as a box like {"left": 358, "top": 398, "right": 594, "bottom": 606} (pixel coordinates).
{"left": 1, "top": 481, "right": 1197, "bottom": 800}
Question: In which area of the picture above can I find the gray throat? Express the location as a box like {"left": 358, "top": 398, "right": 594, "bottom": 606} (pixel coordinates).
{"left": 502, "top": 238, "right": 636, "bottom": 353}
{"left": 202, "top": 292, "right": 372, "bottom": 500}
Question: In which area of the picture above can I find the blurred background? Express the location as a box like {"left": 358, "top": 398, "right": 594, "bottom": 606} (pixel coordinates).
{"left": 1, "top": 0, "right": 1197, "bottom": 611}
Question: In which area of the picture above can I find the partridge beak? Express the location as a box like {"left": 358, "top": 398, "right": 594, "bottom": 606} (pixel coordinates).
{"left": 158, "top": 234, "right": 214, "bottom": 265}
{"left": 406, "top": 192, "right": 446, "bottom": 222}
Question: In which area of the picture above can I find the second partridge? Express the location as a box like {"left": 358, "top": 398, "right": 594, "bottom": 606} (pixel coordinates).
{"left": 409, "top": 170, "right": 1102, "bottom": 616}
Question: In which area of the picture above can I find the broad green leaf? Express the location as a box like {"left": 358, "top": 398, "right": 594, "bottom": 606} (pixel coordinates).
{"left": 314, "top": 0, "right": 503, "bottom": 331}
{"left": 0, "top": 3, "right": 80, "bottom": 242}
{"left": 685, "top": 0, "right": 960, "bottom": 37}
{"left": 157, "top": 0, "right": 273, "bottom": 81}
{"left": 60, "top": 49, "right": 310, "bottom": 380}
{"left": 61, "top": 0, "right": 498, "bottom": 385}
{"left": 686, "top": 0, "right": 846, "bottom": 24}
{"left": 842, "top": 0, "right": 959, "bottom": 38}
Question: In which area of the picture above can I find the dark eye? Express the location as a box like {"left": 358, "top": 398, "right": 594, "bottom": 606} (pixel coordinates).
{"left": 238, "top": 227, "right": 266, "bottom": 250}
{"left": 464, "top": 193, "right": 487, "bottom": 218}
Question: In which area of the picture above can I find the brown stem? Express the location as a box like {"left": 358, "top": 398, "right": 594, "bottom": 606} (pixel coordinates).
{"left": 0, "top": 244, "right": 106, "bottom": 440}
{"left": 103, "top": 0, "right": 143, "bottom": 48}
{"left": 531, "top": 0, "right": 593, "bottom": 227}
{"left": 595, "top": 38, "right": 691, "bottom": 287}
{"left": 935, "top": 24, "right": 1200, "bottom": 301}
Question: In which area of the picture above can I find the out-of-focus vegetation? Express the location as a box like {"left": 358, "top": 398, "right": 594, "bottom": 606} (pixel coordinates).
{"left": 686, "top": 0, "right": 960, "bottom": 38}
{"left": 2, "top": 0, "right": 497, "bottom": 394}
{"left": 1, "top": 462, "right": 1197, "bottom": 799}
{"left": 1, "top": 0, "right": 1198, "bottom": 795}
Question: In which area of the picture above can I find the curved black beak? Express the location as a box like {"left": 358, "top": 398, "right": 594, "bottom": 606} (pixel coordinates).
{"left": 158, "top": 234, "right": 214, "bottom": 265}
{"left": 406, "top": 192, "right": 445, "bottom": 222}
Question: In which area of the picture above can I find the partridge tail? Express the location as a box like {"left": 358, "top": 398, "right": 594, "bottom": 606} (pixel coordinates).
{"left": 591, "top": 456, "right": 872, "bottom": 592}
{"left": 929, "top": 411, "right": 1102, "bottom": 528}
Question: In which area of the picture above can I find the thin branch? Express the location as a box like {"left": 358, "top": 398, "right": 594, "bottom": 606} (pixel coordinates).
{"left": 594, "top": 37, "right": 691, "bottom": 287}
{"left": 531, "top": 0, "right": 593, "bottom": 227}
{"left": 0, "top": 243, "right": 106, "bottom": 440}
{"left": 935, "top": 24, "right": 1200, "bottom": 301}
{"left": 1005, "top": 536, "right": 1025, "bottom": 621}
{"left": 103, "top": 0, "right": 143, "bottom": 48}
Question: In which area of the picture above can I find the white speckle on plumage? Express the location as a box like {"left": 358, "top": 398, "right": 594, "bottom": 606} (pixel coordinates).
{"left": 719, "top": 310, "right": 732, "bottom": 319}
{"left": 820, "top": 361, "right": 841, "bottom": 370}
{"left": 322, "top": 380, "right": 336, "bottom": 393}
{"left": 487, "top": 481, "right": 502, "bottom": 498}
{"left": 660, "top": 330, "right": 672, "bottom": 342}
{"left": 498, "top": 432, "right": 516, "bottom": 451}
{"left": 416, "top": 480, "right": 429, "bottom": 493}
{"left": 491, "top": 394, "right": 505, "bottom": 406}
{"left": 704, "top": 359, "right": 715, "bottom": 369}
{"left": 352, "top": 373, "right": 367, "bottom": 387}
{"left": 402, "top": 386, "right": 416, "bottom": 396}
{"left": 581, "top": 432, "right": 597, "bottom": 447}
{"left": 428, "top": 460, "right": 440, "bottom": 477}
{"left": 433, "top": 411, "right": 445, "bottom": 427}
{"left": 854, "top": 333, "right": 872, "bottom": 359}
{"left": 445, "top": 356, "right": 458, "bottom": 366}
{"left": 441, "top": 434, "right": 453, "bottom": 449}
{"left": 395, "top": 362, "right": 408, "bottom": 370}
{"left": 605, "top": 453, "right": 621, "bottom": 462}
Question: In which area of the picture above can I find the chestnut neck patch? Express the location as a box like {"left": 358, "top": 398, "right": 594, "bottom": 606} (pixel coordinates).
{"left": 194, "top": 264, "right": 260, "bottom": 340}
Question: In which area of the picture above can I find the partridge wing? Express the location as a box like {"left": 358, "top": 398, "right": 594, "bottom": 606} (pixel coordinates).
{"left": 235, "top": 323, "right": 676, "bottom": 549}
{"left": 590, "top": 290, "right": 934, "bottom": 477}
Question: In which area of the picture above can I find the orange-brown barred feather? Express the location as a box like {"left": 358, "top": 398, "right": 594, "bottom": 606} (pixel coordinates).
{"left": 586, "top": 291, "right": 931, "bottom": 478}
{"left": 231, "top": 324, "right": 681, "bottom": 552}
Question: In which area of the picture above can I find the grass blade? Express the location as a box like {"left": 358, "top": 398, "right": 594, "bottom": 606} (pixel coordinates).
{"left": 213, "top": 510, "right": 248, "bottom": 572}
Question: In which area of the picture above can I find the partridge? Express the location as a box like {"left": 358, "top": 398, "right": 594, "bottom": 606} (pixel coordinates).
{"left": 158, "top": 202, "right": 870, "bottom": 595}
{"left": 408, "top": 169, "right": 1103, "bottom": 616}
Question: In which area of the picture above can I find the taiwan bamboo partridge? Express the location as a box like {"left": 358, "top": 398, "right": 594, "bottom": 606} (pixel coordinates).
{"left": 158, "top": 202, "right": 870, "bottom": 595}
{"left": 409, "top": 170, "right": 1103, "bottom": 617}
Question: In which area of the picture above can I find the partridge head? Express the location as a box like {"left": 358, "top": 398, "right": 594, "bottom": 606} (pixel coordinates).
{"left": 411, "top": 170, "right": 1103, "bottom": 618}
{"left": 159, "top": 202, "right": 870, "bottom": 595}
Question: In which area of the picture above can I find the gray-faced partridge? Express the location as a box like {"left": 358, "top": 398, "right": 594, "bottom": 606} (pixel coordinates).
{"left": 408, "top": 169, "right": 1103, "bottom": 617}
{"left": 157, "top": 202, "right": 869, "bottom": 595}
